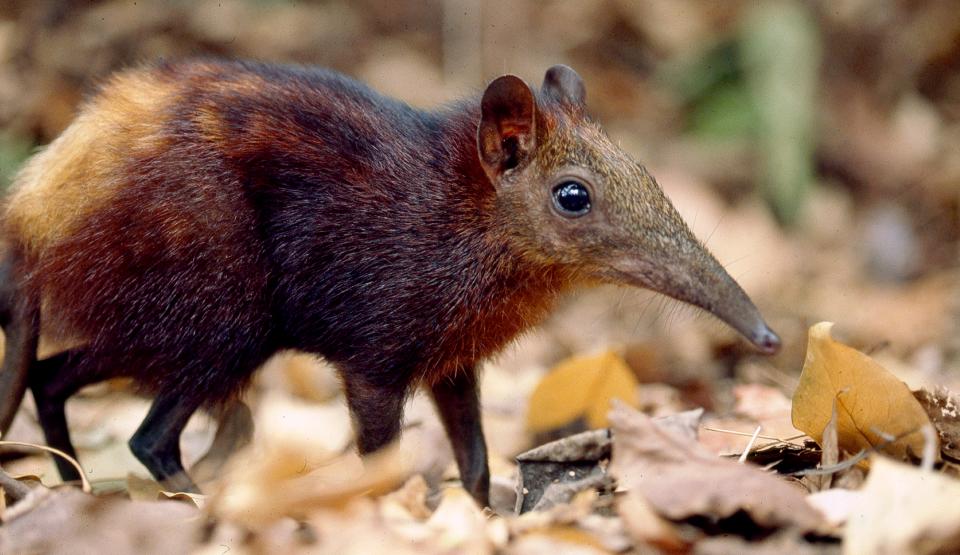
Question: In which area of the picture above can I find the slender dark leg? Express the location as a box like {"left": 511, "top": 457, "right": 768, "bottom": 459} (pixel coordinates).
{"left": 430, "top": 367, "right": 490, "bottom": 507}
{"left": 341, "top": 375, "right": 406, "bottom": 455}
{"left": 190, "top": 399, "right": 254, "bottom": 482}
{"left": 0, "top": 248, "right": 18, "bottom": 329}
{"left": 28, "top": 350, "right": 89, "bottom": 482}
{"left": 129, "top": 390, "right": 204, "bottom": 493}
{"left": 0, "top": 254, "right": 38, "bottom": 434}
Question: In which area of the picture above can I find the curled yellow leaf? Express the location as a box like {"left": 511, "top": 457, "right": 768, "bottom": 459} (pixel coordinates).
{"left": 791, "top": 322, "right": 937, "bottom": 461}
{"left": 527, "top": 350, "right": 639, "bottom": 433}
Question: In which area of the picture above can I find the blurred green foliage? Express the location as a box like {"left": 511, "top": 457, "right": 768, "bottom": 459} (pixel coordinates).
{"left": 0, "top": 132, "right": 32, "bottom": 192}
{"left": 669, "top": 2, "right": 819, "bottom": 227}
{"left": 742, "top": 1, "right": 819, "bottom": 227}
{"left": 672, "top": 42, "right": 758, "bottom": 140}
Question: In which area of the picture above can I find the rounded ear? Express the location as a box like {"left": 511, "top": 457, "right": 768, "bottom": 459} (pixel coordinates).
{"left": 477, "top": 75, "right": 537, "bottom": 182}
{"left": 541, "top": 65, "right": 585, "bottom": 107}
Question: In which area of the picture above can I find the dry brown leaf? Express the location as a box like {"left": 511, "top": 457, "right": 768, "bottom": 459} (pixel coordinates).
{"left": 617, "top": 493, "right": 687, "bottom": 552}
{"left": 806, "top": 488, "right": 862, "bottom": 528}
{"left": 425, "top": 487, "right": 491, "bottom": 553}
{"left": 913, "top": 387, "right": 960, "bottom": 462}
{"left": 510, "top": 492, "right": 614, "bottom": 554}
{"left": 696, "top": 530, "right": 836, "bottom": 555}
{"left": 299, "top": 499, "right": 430, "bottom": 555}
{"left": 159, "top": 491, "right": 206, "bottom": 509}
{"left": 844, "top": 457, "right": 960, "bottom": 555}
{"left": 791, "top": 322, "right": 937, "bottom": 461}
{"left": 511, "top": 488, "right": 598, "bottom": 534}
{"left": 527, "top": 350, "right": 639, "bottom": 433}
{"left": 806, "top": 402, "right": 840, "bottom": 492}
{"left": 608, "top": 401, "right": 826, "bottom": 533}
{"left": 208, "top": 441, "right": 409, "bottom": 528}
{"left": 515, "top": 429, "right": 612, "bottom": 513}
{"left": 125, "top": 473, "right": 163, "bottom": 501}
{"left": 380, "top": 474, "right": 432, "bottom": 521}
{"left": 0, "top": 488, "right": 198, "bottom": 555}
{"left": 511, "top": 527, "right": 608, "bottom": 554}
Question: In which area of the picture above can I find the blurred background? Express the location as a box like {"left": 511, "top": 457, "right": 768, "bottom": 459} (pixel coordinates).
{"left": 0, "top": 0, "right": 957, "bottom": 492}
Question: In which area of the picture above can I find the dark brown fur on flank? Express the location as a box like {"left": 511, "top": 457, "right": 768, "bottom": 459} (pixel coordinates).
{"left": 0, "top": 60, "right": 779, "bottom": 504}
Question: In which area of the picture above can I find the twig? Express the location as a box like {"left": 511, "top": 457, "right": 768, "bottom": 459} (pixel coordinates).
{"left": 791, "top": 449, "right": 870, "bottom": 476}
{"left": 0, "top": 440, "right": 91, "bottom": 493}
{"left": 790, "top": 426, "right": 913, "bottom": 478}
{"left": 738, "top": 426, "right": 762, "bottom": 464}
{"left": 702, "top": 426, "right": 805, "bottom": 444}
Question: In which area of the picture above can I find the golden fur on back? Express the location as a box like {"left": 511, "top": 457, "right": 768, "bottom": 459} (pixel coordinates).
{"left": 5, "top": 70, "right": 178, "bottom": 253}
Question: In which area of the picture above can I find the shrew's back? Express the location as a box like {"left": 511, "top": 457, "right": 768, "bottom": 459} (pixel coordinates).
{"left": 3, "top": 60, "right": 446, "bottom": 402}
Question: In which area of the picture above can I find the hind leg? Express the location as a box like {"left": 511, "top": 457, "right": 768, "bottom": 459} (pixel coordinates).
{"left": 30, "top": 348, "right": 255, "bottom": 487}
{"left": 129, "top": 389, "right": 206, "bottom": 493}
{"left": 190, "top": 398, "right": 254, "bottom": 482}
{"left": 0, "top": 249, "right": 38, "bottom": 434}
{"left": 28, "top": 349, "right": 104, "bottom": 483}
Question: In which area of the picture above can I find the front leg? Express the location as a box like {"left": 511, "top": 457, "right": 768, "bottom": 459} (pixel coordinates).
{"left": 430, "top": 367, "right": 490, "bottom": 507}
{"left": 342, "top": 375, "right": 407, "bottom": 455}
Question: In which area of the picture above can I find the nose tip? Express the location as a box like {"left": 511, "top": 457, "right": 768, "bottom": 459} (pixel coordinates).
{"left": 752, "top": 325, "right": 781, "bottom": 355}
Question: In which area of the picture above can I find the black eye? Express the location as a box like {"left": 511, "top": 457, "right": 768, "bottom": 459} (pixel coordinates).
{"left": 552, "top": 181, "right": 591, "bottom": 216}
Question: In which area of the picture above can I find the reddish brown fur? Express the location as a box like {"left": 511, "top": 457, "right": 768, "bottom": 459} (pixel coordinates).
{"left": 2, "top": 60, "right": 778, "bottom": 499}
{"left": 4, "top": 60, "right": 583, "bottom": 405}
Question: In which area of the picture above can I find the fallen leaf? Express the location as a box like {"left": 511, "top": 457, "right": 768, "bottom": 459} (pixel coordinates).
{"left": 791, "top": 322, "right": 937, "bottom": 461}
{"left": 426, "top": 487, "right": 490, "bottom": 553}
{"left": 126, "top": 473, "right": 163, "bottom": 501}
{"left": 299, "top": 499, "right": 429, "bottom": 555}
{"left": 511, "top": 488, "right": 596, "bottom": 533}
{"left": 380, "top": 474, "right": 432, "bottom": 521}
{"left": 510, "top": 490, "right": 614, "bottom": 554}
{"left": 617, "top": 493, "right": 687, "bottom": 552}
{"left": 913, "top": 387, "right": 960, "bottom": 462}
{"left": 526, "top": 474, "right": 612, "bottom": 514}
{"left": 208, "top": 444, "right": 408, "bottom": 528}
{"left": 806, "top": 402, "right": 840, "bottom": 492}
{"left": 512, "top": 527, "right": 608, "bottom": 554}
{"left": 515, "top": 429, "right": 612, "bottom": 514}
{"left": 0, "top": 488, "right": 198, "bottom": 555}
{"left": 844, "top": 457, "right": 960, "bottom": 555}
{"left": 806, "top": 488, "right": 861, "bottom": 528}
{"left": 696, "top": 529, "right": 839, "bottom": 555}
{"left": 608, "top": 402, "right": 826, "bottom": 533}
{"left": 527, "top": 350, "right": 639, "bottom": 433}
{"left": 574, "top": 513, "right": 632, "bottom": 552}
{"left": 159, "top": 490, "right": 206, "bottom": 510}
{"left": 653, "top": 407, "right": 704, "bottom": 442}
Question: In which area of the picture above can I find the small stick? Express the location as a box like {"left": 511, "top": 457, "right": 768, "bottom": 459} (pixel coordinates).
{"left": 702, "top": 426, "right": 804, "bottom": 444}
{"left": 0, "top": 440, "right": 91, "bottom": 493}
{"left": 738, "top": 426, "right": 762, "bottom": 464}
{"left": 792, "top": 449, "right": 869, "bottom": 476}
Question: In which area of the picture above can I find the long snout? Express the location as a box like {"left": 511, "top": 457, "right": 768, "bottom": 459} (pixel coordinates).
{"left": 609, "top": 246, "right": 781, "bottom": 354}
{"left": 700, "top": 278, "right": 781, "bottom": 354}
{"left": 595, "top": 160, "right": 779, "bottom": 353}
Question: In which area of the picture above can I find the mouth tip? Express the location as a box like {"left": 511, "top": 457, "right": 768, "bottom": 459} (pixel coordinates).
{"left": 751, "top": 325, "right": 781, "bottom": 355}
